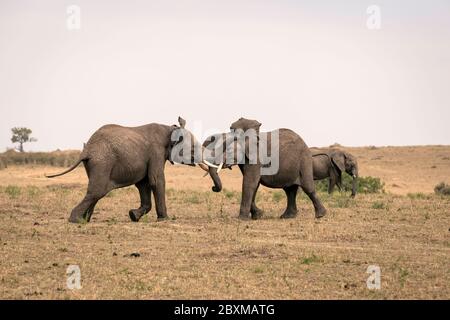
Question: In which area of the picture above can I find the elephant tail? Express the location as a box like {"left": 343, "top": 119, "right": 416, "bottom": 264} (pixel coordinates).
{"left": 45, "top": 150, "right": 88, "bottom": 178}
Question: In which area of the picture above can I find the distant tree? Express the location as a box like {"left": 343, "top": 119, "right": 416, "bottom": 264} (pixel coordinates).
{"left": 11, "top": 127, "right": 37, "bottom": 152}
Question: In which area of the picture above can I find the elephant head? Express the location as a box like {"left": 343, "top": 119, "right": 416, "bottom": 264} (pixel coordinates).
{"left": 168, "top": 117, "right": 223, "bottom": 192}
{"left": 330, "top": 150, "right": 359, "bottom": 197}
{"left": 201, "top": 118, "right": 263, "bottom": 192}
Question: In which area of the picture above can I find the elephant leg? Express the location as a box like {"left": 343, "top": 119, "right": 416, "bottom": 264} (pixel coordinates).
{"left": 328, "top": 176, "right": 337, "bottom": 194}
{"left": 250, "top": 183, "right": 264, "bottom": 220}
{"left": 300, "top": 164, "right": 327, "bottom": 219}
{"left": 129, "top": 178, "right": 152, "bottom": 222}
{"left": 149, "top": 170, "right": 168, "bottom": 221}
{"left": 239, "top": 164, "right": 261, "bottom": 220}
{"left": 69, "top": 172, "right": 112, "bottom": 223}
{"left": 280, "top": 185, "right": 299, "bottom": 219}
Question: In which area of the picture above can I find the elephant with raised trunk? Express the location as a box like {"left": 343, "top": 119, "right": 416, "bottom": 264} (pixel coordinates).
{"left": 202, "top": 118, "right": 327, "bottom": 220}
{"left": 46, "top": 117, "right": 220, "bottom": 223}
{"left": 310, "top": 148, "right": 359, "bottom": 197}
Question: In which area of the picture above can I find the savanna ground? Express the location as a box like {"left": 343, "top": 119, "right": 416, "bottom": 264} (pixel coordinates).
{"left": 0, "top": 146, "right": 449, "bottom": 299}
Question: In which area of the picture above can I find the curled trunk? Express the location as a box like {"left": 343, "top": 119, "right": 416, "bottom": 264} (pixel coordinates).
{"left": 209, "top": 167, "right": 222, "bottom": 192}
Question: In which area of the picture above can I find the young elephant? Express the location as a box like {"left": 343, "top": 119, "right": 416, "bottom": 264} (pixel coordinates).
{"left": 310, "top": 148, "right": 359, "bottom": 197}
{"left": 46, "top": 117, "right": 219, "bottom": 223}
{"left": 202, "top": 118, "right": 327, "bottom": 220}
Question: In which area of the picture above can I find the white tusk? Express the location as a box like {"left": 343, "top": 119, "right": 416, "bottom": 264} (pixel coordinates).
{"left": 217, "top": 162, "right": 223, "bottom": 174}
{"left": 203, "top": 159, "right": 219, "bottom": 169}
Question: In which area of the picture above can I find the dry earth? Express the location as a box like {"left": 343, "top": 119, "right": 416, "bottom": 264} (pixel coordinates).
{"left": 0, "top": 146, "right": 449, "bottom": 299}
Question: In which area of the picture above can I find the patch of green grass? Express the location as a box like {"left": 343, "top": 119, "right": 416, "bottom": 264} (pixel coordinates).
{"left": 331, "top": 195, "right": 352, "bottom": 208}
{"left": 26, "top": 186, "right": 41, "bottom": 197}
{"left": 299, "top": 254, "right": 322, "bottom": 265}
{"left": 398, "top": 267, "right": 409, "bottom": 287}
{"left": 223, "top": 189, "right": 238, "bottom": 200}
{"left": 4, "top": 185, "right": 21, "bottom": 199}
{"left": 272, "top": 191, "right": 284, "bottom": 203}
{"left": 407, "top": 193, "right": 430, "bottom": 200}
{"left": 186, "top": 194, "right": 201, "bottom": 204}
{"left": 253, "top": 267, "right": 264, "bottom": 274}
{"left": 372, "top": 201, "right": 387, "bottom": 210}
{"left": 315, "top": 175, "right": 385, "bottom": 194}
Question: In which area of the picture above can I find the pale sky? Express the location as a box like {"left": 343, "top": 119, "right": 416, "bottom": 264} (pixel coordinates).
{"left": 1, "top": 0, "right": 449, "bottom": 151}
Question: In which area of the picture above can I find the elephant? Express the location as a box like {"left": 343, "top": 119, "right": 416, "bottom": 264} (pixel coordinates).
{"left": 46, "top": 117, "right": 221, "bottom": 223}
{"left": 310, "top": 148, "right": 359, "bottom": 197}
{"left": 202, "top": 118, "right": 327, "bottom": 220}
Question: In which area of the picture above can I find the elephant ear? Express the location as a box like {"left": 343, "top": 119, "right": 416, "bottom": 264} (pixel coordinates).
{"left": 331, "top": 152, "right": 345, "bottom": 173}
{"left": 178, "top": 117, "right": 186, "bottom": 128}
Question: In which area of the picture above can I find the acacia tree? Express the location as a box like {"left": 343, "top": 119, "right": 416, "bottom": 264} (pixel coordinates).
{"left": 11, "top": 127, "right": 37, "bottom": 152}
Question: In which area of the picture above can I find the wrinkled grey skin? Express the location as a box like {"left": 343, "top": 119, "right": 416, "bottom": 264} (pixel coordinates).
{"left": 310, "top": 148, "right": 359, "bottom": 197}
{"left": 203, "top": 118, "right": 327, "bottom": 220}
{"left": 46, "top": 117, "right": 215, "bottom": 223}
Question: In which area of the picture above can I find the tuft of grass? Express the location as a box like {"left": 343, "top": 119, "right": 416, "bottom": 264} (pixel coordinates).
{"left": 434, "top": 182, "right": 450, "bottom": 196}
{"left": 272, "top": 191, "right": 284, "bottom": 203}
{"left": 223, "top": 189, "right": 238, "bottom": 200}
{"left": 330, "top": 194, "right": 352, "bottom": 208}
{"left": 407, "top": 193, "right": 430, "bottom": 200}
{"left": 299, "top": 254, "right": 322, "bottom": 265}
{"left": 253, "top": 267, "right": 264, "bottom": 274}
{"left": 26, "top": 186, "right": 41, "bottom": 197}
{"left": 4, "top": 185, "right": 21, "bottom": 199}
{"left": 186, "top": 194, "right": 201, "bottom": 204}
{"left": 398, "top": 267, "right": 409, "bottom": 287}
{"left": 372, "top": 201, "right": 387, "bottom": 210}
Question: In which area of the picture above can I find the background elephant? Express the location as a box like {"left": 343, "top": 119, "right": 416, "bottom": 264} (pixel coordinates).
{"left": 202, "top": 118, "right": 327, "bottom": 220}
{"left": 46, "top": 117, "right": 220, "bottom": 223}
{"left": 310, "top": 148, "right": 359, "bottom": 197}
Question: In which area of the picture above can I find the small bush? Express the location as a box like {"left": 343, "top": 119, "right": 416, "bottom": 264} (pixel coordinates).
{"left": 315, "top": 174, "right": 384, "bottom": 194}
{"left": 434, "top": 182, "right": 450, "bottom": 196}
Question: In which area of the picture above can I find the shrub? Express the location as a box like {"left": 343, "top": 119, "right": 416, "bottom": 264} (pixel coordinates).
{"left": 315, "top": 174, "right": 384, "bottom": 194}
{"left": 434, "top": 182, "right": 450, "bottom": 196}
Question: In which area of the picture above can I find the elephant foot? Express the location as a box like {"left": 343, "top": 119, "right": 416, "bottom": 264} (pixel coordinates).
{"left": 129, "top": 207, "right": 150, "bottom": 222}
{"left": 238, "top": 213, "right": 251, "bottom": 221}
{"left": 314, "top": 206, "right": 327, "bottom": 219}
{"left": 68, "top": 211, "right": 88, "bottom": 224}
{"left": 280, "top": 209, "right": 298, "bottom": 219}
{"left": 156, "top": 214, "right": 169, "bottom": 222}
{"left": 251, "top": 208, "right": 264, "bottom": 220}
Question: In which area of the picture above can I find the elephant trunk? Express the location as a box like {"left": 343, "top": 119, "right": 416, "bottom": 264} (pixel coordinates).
{"left": 198, "top": 146, "right": 223, "bottom": 192}
{"left": 208, "top": 166, "right": 222, "bottom": 192}
{"left": 351, "top": 170, "right": 358, "bottom": 198}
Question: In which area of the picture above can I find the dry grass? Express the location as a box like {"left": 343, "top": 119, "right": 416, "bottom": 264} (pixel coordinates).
{"left": 0, "top": 145, "right": 449, "bottom": 299}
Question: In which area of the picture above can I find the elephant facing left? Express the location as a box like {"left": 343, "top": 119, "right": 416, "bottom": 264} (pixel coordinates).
{"left": 46, "top": 117, "right": 220, "bottom": 223}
